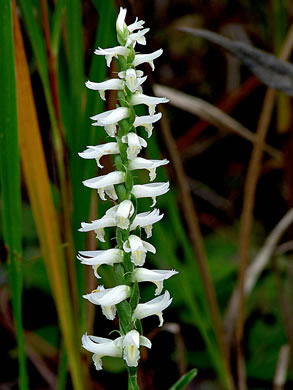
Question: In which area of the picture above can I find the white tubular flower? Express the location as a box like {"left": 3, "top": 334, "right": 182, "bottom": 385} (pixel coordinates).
{"left": 121, "top": 132, "right": 147, "bottom": 160}
{"left": 123, "top": 235, "right": 156, "bottom": 266}
{"left": 130, "top": 209, "right": 164, "bottom": 238}
{"left": 91, "top": 107, "right": 129, "bottom": 137}
{"left": 94, "top": 46, "right": 129, "bottom": 67}
{"left": 78, "top": 143, "right": 120, "bottom": 169}
{"left": 126, "top": 28, "right": 150, "bottom": 47}
{"left": 116, "top": 200, "right": 135, "bottom": 229}
{"left": 128, "top": 157, "right": 169, "bottom": 181}
{"left": 133, "top": 113, "right": 162, "bottom": 138}
{"left": 83, "top": 171, "right": 125, "bottom": 201}
{"left": 132, "top": 182, "right": 170, "bottom": 207}
{"left": 77, "top": 249, "right": 124, "bottom": 279}
{"left": 116, "top": 7, "right": 127, "bottom": 37}
{"left": 130, "top": 93, "right": 169, "bottom": 115}
{"left": 85, "top": 79, "right": 124, "bottom": 101}
{"left": 127, "top": 18, "right": 145, "bottom": 33}
{"left": 132, "top": 268, "right": 178, "bottom": 296}
{"left": 132, "top": 49, "right": 163, "bottom": 71}
{"left": 118, "top": 69, "right": 147, "bottom": 93}
{"left": 123, "top": 330, "right": 151, "bottom": 367}
{"left": 78, "top": 213, "right": 116, "bottom": 242}
{"left": 82, "top": 333, "right": 123, "bottom": 371}
{"left": 83, "top": 285, "right": 131, "bottom": 320}
{"left": 132, "top": 290, "right": 173, "bottom": 327}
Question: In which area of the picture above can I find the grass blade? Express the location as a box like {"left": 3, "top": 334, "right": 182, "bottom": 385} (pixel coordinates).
{"left": 169, "top": 368, "right": 198, "bottom": 390}
{"left": 0, "top": 2, "right": 28, "bottom": 389}
{"left": 13, "top": 7, "right": 84, "bottom": 389}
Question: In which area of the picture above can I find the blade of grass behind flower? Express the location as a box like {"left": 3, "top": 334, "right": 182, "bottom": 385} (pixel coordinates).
{"left": 0, "top": 2, "right": 28, "bottom": 389}
{"left": 13, "top": 7, "right": 84, "bottom": 390}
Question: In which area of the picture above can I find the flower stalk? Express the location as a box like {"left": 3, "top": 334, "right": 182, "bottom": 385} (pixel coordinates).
{"left": 78, "top": 8, "right": 177, "bottom": 388}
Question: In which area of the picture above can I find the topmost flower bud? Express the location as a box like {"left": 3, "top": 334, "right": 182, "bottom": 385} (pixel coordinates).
{"left": 116, "top": 7, "right": 128, "bottom": 45}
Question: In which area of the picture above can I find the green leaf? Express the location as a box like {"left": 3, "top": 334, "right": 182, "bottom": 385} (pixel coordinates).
{"left": 169, "top": 368, "right": 198, "bottom": 390}
{"left": 0, "top": 2, "right": 28, "bottom": 389}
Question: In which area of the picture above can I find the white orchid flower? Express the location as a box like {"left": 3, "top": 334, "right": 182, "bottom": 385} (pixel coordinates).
{"left": 116, "top": 200, "right": 135, "bottom": 229}
{"left": 126, "top": 28, "right": 150, "bottom": 47}
{"left": 128, "top": 157, "right": 169, "bottom": 181}
{"left": 77, "top": 249, "right": 124, "bottom": 279}
{"left": 123, "top": 235, "right": 156, "bottom": 266}
{"left": 127, "top": 17, "right": 145, "bottom": 33}
{"left": 133, "top": 113, "right": 162, "bottom": 138}
{"left": 132, "top": 182, "right": 170, "bottom": 207}
{"left": 83, "top": 285, "right": 131, "bottom": 320}
{"left": 91, "top": 107, "right": 129, "bottom": 137}
{"left": 83, "top": 171, "right": 125, "bottom": 201}
{"left": 116, "top": 7, "right": 127, "bottom": 37}
{"left": 130, "top": 209, "right": 164, "bottom": 238}
{"left": 78, "top": 142, "right": 120, "bottom": 168}
{"left": 82, "top": 333, "right": 123, "bottom": 370}
{"left": 78, "top": 213, "right": 116, "bottom": 242}
{"left": 94, "top": 46, "right": 129, "bottom": 67}
{"left": 121, "top": 132, "right": 147, "bottom": 160}
{"left": 118, "top": 69, "right": 147, "bottom": 93}
{"left": 132, "top": 268, "right": 178, "bottom": 296}
{"left": 122, "top": 330, "right": 151, "bottom": 367}
{"left": 132, "top": 290, "right": 173, "bottom": 327}
{"left": 130, "top": 93, "right": 169, "bottom": 115}
{"left": 132, "top": 49, "right": 163, "bottom": 71}
{"left": 85, "top": 79, "right": 124, "bottom": 100}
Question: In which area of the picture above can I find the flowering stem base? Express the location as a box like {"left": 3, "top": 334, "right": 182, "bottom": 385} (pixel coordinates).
{"left": 128, "top": 367, "right": 139, "bottom": 390}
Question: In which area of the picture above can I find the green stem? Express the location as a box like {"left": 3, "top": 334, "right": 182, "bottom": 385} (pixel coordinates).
{"left": 128, "top": 367, "right": 139, "bottom": 390}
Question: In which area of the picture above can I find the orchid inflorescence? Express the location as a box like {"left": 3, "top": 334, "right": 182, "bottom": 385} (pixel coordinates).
{"left": 78, "top": 7, "right": 178, "bottom": 384}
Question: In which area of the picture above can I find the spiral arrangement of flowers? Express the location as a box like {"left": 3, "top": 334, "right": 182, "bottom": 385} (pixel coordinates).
{"left": 78, "top": 7, "right": 177, "bottom": 386}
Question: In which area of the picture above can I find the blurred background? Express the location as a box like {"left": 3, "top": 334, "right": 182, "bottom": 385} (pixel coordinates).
{"left": 1, "top": 0, "right": 293, "bottom": 389}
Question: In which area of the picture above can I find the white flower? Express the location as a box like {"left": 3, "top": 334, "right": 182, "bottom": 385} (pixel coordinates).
{"left": 77, "top": 249, "right": 124, "bottom": 279}
{"left": 132, "top": 182, "right": 170, "bottom": 207}
{"left": 83, "top": 171, "right": 125, "bottom": 201}
{"left": 78, "top": 212, "right": 116, "bottom": 242}
{"left": 133, "top": 113, "right": 162, "bottom": 138}
{"left": 82, "top": 333, "right": 123, "bottom": 370}
{"left": 83, "top": 285, "right": 131, "bottom": 320}
{"left": 130, "top": 209, "right": 164, "bottom": 238}
{"left": 116, "top": 200, "right": 135, "bottom": 229}
{"left": 132, "top": 290, "right": 173, "bottom": 327}
{"left": 94, "top": 46, "right": 129, "bottom": 67}
{"left": 118, "top": 69, "right": 147, "bottom": 93}
{"left": 123, "top": 330, "right": 151, "bottom": 367}
{"left": 123, "top": 235, "right": 156, "bottom": 266}
{"left": 128, "top": 157, "right": 169, "bottom": 181}
{"left": 132, "top": 268, "right": 178, "bottom": 295}
{"left": 126, "top": 28, "right": 150, "bottom": 47}
{"left": 85, "top": 79, "right": 124, "bottom": 100}
{"left": 127, "top": 18, "right": 145, "bottom": 33}
{"left": 116, "top": 7, "right": 127, "bottom": 37}
{"left": 130, "top": 93, "right": 169, "bottom": 115}
{"left": 132, "top": 49, "right": 163, "bottom": 71}
{"left": 78, "top": 142, "right": 120, "bottom": 169}
{"left": 91, "top": 107, "right": 129, "bottom": 137}
{"left": 121, "top": 132, "right": 147, "bottom": 159}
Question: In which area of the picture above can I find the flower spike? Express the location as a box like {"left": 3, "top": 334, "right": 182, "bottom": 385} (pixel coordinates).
{"left": 78, "top": 7, "right": 177, "bottom": 384}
